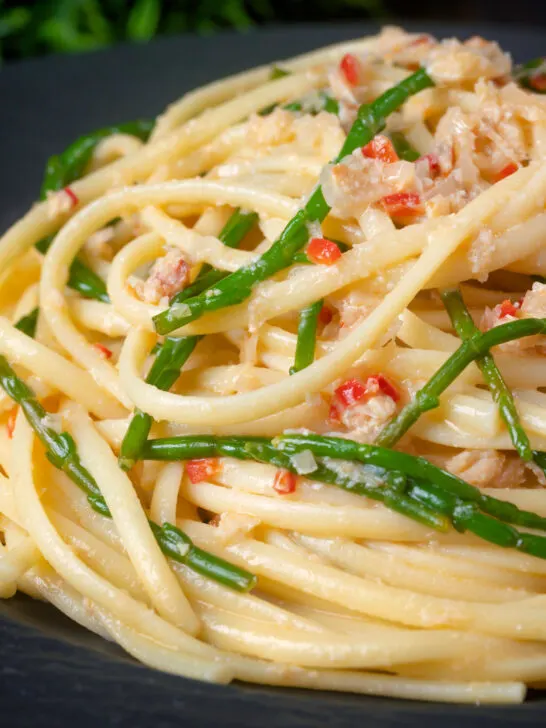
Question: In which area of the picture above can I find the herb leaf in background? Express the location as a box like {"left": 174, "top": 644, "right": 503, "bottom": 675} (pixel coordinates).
{"left": 0, "top": 0, "right": 384, "bottom": 63}
{"left": 127, "top": 0, "right": 161, "bottom": 41}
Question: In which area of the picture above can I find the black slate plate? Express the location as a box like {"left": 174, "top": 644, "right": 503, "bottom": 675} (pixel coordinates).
{"left": 1, "top": 21, "right": 545, "bottom": 728}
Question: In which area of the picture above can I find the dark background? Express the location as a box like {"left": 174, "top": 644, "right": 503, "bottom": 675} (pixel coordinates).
{"left": 0, "top": 0, "right": 544, "bottom": 65}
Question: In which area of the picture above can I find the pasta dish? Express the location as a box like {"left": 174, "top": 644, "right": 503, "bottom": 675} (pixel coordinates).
{"left": 3, "top": 26, "right": 546, "bottom": 705}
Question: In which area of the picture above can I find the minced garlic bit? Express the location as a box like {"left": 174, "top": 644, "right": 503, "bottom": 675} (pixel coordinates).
{"left": 290, "top": 449, "right": 317, "bottom": 475}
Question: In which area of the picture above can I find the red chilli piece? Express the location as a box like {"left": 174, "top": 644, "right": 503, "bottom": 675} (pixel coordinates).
{"left": 306, "top": 238, "right": 342, "bottom": 266}
{"left": 381, "top": 192, "right": 424, "bottom": 218}
{"left": 340, "top": 53, "right": 360, "bottom": 86}
{"left": 495, "top": 162, "right": 518, "bottom": 182}
{"left": 362, "top": 135, "right": 399, "bottom": 164}
{"left": 6, "top": 407, "right": 17, "bottom": 439}
{"left": 64, "top": 186, "right": 79, "bottom": 207}
{"left": 496, "top": 299, "right": 519, "bottom": 320}
{"left": 365, "top": 374, "right": 400, "bottom": 402}
{"left": 93, "top": 343, "right": 113, "bottom": 360}
{"left": 185, "top": 458, "right": 220, "bottom": 484}
{"left": 273, "top": 469, "right": 297, "bottom": 495}
{"left": 530, "top": 73, "right": 546, "bottom": 92}
{"left": 318, "top": 304, "right": 333, "bottom": 327}
{"left": 334, "top": 378, "right": 367, "bottom": 408}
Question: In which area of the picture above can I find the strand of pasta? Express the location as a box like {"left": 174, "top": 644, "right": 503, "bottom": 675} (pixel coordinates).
{"left": 0, "top": 70, "right": 323, "bottom": 283}
{"left": 119, "top": 166, "right": 532, "bottom": 427}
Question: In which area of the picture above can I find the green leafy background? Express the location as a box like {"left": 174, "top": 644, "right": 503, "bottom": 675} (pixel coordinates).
{"left": 0, "top": 0, "right": 387, "bottom": 64}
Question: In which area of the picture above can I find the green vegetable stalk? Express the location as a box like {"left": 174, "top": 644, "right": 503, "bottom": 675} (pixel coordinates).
{"left": 440, "top": 288, "right": 532, "bottom": 460}
{"left": 0, "top": 355, "right": 255, "bottom": 592}
{"left": 37, "top": 120, "right": 154, "bottom": 303}
{"left": 376, "top": 317, "right": 546, "bottom": 449}
{"left": 289, "top": 300, "right": 324, "bottom": 374}
{"left": 118, "top": 208, "right": 258, "bottom": 470}
{"left": 153, "top": 68, "right": 435, "bottom": 334}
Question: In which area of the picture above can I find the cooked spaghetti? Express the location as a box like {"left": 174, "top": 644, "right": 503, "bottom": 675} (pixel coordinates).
{"left": 4, "top": 26, "right": 546, "bottom": 704}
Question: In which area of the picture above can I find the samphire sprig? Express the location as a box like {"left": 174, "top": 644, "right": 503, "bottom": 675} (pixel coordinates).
{"left": 0, "top": 355, "right": 255, "bottom": 593}
{"left": 153, "top": 68, "right": 435, "bottom": 335}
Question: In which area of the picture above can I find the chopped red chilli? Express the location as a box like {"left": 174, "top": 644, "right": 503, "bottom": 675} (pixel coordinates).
{"left": 64, "top": 186, "right": 79, "bottom": 207}
{"left": 496, "top": 299, "right": 521, "bottom": 319}
{"left": 93, "top": 343, "right": 113, "bottom": 360}
{"left": 530, "top": 73, "right": 546, "bottom": 92}
{"left": 306, "top": 238, "right": 342, "bottom": 266}
{"left": 361, "top": 135, "right": 399, "bottom": 164}
{"left": 335, "top": 378, "right": 367, "bottom": 407}
{"left": 273, "top": 469, "right": 297, "bottom": 495}
{"left": 381, "top": 192, "right": 424, "bottom": 218}
{"left": 318, "top": 304, "right": 334, "bottom": 326}
{"left": 185, "top": 458, "right": 221, "bottom": 484}
{"left": 339, "top": 53, "right": 360, "bottom": 86}
{"left": 495, "top": 162, "right": 518, "bottom": 182}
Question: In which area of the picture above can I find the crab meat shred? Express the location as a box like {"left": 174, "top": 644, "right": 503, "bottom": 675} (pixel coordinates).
{"left": 520, "top": 282, "right": 546, "bottom": 318}
{"left": 343, "top": 394, "right": 398, "bottom": 444}
{"left": 247, "top": 108, "right": 344, "bottom": 160}
{"left": 481, "top": 284, "right": 546, "bottom": 354}
{"left": 321, "top": 151, "right": 420, "bottom": 219}
{"left": 445, "top": 449, "right": 525, "bottom": 489}
{"left": 425, "top": 37, "right": 511, "bottom": 86}
{"left": 138, "top": 248, "right": 190, "bottom": 304}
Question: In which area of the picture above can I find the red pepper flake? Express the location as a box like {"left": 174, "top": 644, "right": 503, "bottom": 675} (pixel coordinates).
{"left": 418, "top": 153, "right": 441, "bottom": 178}
{"left": 381, "top": 192, "right": 424, "bottom": 218}
{"left": 273, "top": 469, "right": 297, "bottom": 495}
{"left": 318, "top": 304, "right": 333, "bottom": 326}
{"left": 6, "top": 407, "right": 17, "bottom": 439}
{"left": 334, "top": 378, "right": 367, "bottom": 408}
{"left": 495, "top": 299, "right": 519, "bottom": 319}
{"left": 93, "top": 343, "right": 113, "bottom": 360}
{"left": 495, "top": 162, "right": 518, "bottom": 182}
{"left": 340, "top": 53, "right": 360, "bottom": 86}
{"left": 306, "top": 238, "right": 342, "bottom": 266}
{"left": 186, "top": 458, "right": 220, "bottom": 484}
{"left": 64, "top": 186, "right": 79, "bottom": 207}
{"left": 530, "top": 73, "right": 546, "bottom": 92}
{"left": 361, "top": 135, "right": 399, "bottom": 164}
